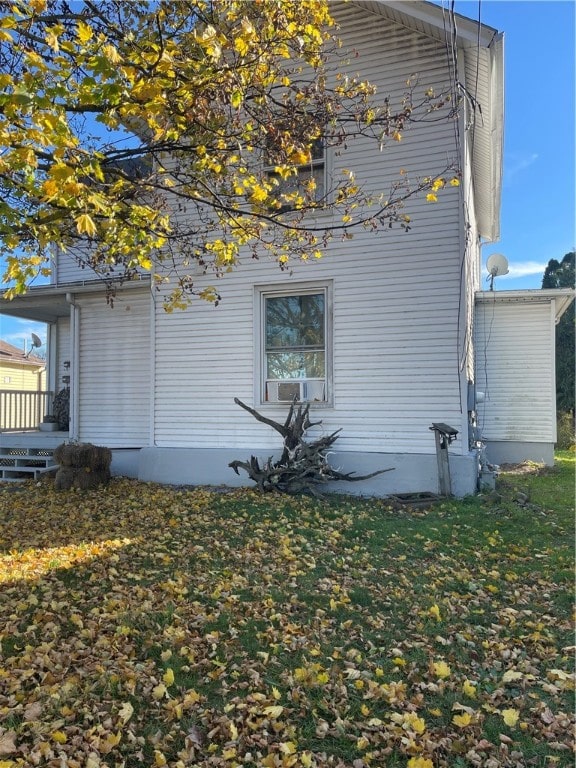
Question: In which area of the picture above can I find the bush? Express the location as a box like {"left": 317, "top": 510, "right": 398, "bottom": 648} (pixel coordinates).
{"left": 53, "top": 388, "right": 70, "bottom": 430}
{"left": 556, "top": 411, "right": 575, "bottom": 450}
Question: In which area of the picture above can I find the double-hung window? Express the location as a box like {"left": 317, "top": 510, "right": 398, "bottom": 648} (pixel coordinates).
{"left": 259, "top": 284, "right": 331, "bottom": 404}
{"left": 264, "top": 123, "right": 326, "bottom": 211}
{"left": 265, "top": 136, "right": 326, "bottom": 210}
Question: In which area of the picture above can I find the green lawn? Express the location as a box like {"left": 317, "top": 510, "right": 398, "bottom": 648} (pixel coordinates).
{"left": 0, "top": 452, "right": 574, "bottom": 768}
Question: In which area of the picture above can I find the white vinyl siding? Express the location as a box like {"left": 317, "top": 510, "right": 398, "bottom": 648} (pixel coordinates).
{"left": 54, "top": 245, "right": 150, "bottom": 286}
{"left": 474, "top": 301, "right": 555, "bottom": 443}
{"left": 54, "top": 248, "right": 93, "bottom": 285}
{"left": 149, "top": 4, "right": 469, "bottom": 456}
{"left": 77, "top": 290, "right": 151, "bottom": 446}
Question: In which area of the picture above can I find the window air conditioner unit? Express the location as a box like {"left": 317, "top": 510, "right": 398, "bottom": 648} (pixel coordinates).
{"left": 266, "top": 380, "right": 325, "bottom": 403}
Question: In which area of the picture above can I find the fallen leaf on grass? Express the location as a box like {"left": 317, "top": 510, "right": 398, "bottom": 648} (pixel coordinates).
{"left": 0, "top": 733, "right": 16, "bottom": 756}
{"left": 501, "top": 709, "right": 520, "bottom": 727}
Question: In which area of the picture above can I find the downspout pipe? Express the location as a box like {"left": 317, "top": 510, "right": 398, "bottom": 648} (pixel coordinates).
{"left": 66, "top": 292, "right": 79, "bottom": 441}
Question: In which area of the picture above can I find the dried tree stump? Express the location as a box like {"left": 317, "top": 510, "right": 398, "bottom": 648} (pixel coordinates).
{"left": 229, "top": 398, "right": 392, "bottom": 496}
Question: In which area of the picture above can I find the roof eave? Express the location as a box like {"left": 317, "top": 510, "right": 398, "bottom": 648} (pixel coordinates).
{"left": 475, "top": 288, "right": 575, "bottom": 322}
{"left": 1, "top": 276, "right": 151, "bottom": 323}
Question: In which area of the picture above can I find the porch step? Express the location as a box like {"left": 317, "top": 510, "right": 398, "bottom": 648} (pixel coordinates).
{"left": 0, "top": 447, "right": 58, "bottom": 482}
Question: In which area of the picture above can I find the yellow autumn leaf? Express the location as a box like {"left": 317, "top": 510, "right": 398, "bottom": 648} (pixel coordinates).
{"left": 77, "top": 20, "right": 93, "bottom": 43}
{"left": 462, "top": 679, "right": 477, "bottom": 698}
{"left": 263, "top": 705, "right": 284, "bottom": 719}
{"left": 426, "top": 193, "right": 438, "bottom": 203}
{"left": 428, "top": 603, "right": 441, "bottom": 621}
{"left": 76, "top": 213, "right": 97, "bottom": 238}
{"left": 51, "top": 731, "right": 67, "bottom": 744}
{"left": 163, "top": 667, "right": 175, "bottom": 686}
{"left": 289, "top": 149, "right": 310, "bottom": 165}
{"left": 183, "top": 689, "right": 201, "bottom": 706}
{"left": 41, "top": 179, "right": 59, "bottom": 199}
{"left": 407, "top": 758, "right": 434, "bottom": 768}
{"left": 152, "top": 682, "right": 168, "bottom": 699}
{"left": 154, "top": 750, "right": 167, "bottom": 767}
{"left": 102, "top": 43, "right": 122, "bottom": 65}
{"left": 452, "top": 712, "right": 473, "bottom": 728}
{"left": 432, "top": 661, "right": 451, "bottom": 679}
{"left": 250, "top": 185, "right": 268, "bottom": 204}
{"left": 502, "top": 708, "right": 520, "bottom": 727}
{"left": 502, "top": 669, "right": 523, "bottom": 683}
{"left": 407, "top": 714, "right": 426, "bottom": 734}
{"left": 118, "top": 701, "right": 134, "bottom": 724}
{"left": 234, "top": 36, "right": 249, "bottom": 56}
{"left": 450, "top": 177, "right": 460, "bottom": 186}
{"left": 100, "top": 731, "right": 121, "bottom": 753}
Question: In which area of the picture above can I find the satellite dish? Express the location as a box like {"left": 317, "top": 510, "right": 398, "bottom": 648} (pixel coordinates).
{"left": 487, "top": 253, "right": 509, "bottom": 277}
{"left": 24, "top": 333, "right": 43, "bottom": 358}
{"left": 486, "top": 253, "right": 509, "bottom": 290}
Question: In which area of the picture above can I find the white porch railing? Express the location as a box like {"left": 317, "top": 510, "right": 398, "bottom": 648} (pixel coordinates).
{"left": 0, "top": 390, "right": 54, "bottom": 432}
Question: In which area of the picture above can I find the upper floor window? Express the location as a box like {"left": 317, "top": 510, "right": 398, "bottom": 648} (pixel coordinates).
{"left": 264, "top": 134, "right": 326, "bottom": 211}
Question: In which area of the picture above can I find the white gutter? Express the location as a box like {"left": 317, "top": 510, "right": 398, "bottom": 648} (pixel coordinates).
{"left": 475, "top": 288, "right": 575, "bottom": 323}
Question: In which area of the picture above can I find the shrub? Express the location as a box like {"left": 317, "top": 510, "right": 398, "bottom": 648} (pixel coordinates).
{"left": 53, "top": 388, "right": 70, "bottom": 430}
{"left": 556, "top": 411, "right": 575, "bottom": 450}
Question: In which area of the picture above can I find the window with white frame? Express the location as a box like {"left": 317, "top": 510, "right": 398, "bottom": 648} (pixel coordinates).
{"left": 265, "top": 136, "right": 326, "bottom": 211}
{"left": 260, "top": 285, "right": 331, "bottom": 404}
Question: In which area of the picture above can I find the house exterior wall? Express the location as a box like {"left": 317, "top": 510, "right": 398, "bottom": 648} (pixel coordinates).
{"left": 53, "top": 247, "right": 140, "bottom": 286}
{"left": 31, "top": 2, "right": 498, "bottom": 496}
{"left": 54, "top": 250, "right": 86, "bottom": 285}
{"left": 474, "top": 299, "right": 556, "bottom": 464}
{"left": 145, "top": 4, "right": 479, "bottom": 494}
{"left": 76, "top": 289, "right": 151, "bottom": 447}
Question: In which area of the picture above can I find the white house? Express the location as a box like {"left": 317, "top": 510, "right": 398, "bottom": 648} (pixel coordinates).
{"left": 2, "top": 1, "right": 570, "bottom": 492}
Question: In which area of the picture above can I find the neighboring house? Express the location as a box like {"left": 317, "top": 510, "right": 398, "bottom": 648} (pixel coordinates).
{"left": 0, "top": 340, "right": 47, "bottom": 430}
{"left": 1, "top": 2, "right": 572, "bottom": 492}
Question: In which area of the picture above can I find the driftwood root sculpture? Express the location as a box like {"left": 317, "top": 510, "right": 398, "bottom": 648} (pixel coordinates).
{"left": 229, "top": 398, "right": 392, "bottom": 496}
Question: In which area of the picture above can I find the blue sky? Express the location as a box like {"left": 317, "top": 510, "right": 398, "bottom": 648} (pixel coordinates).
{"left": 1, "top": 0, "right": 574, "bottom": 350}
